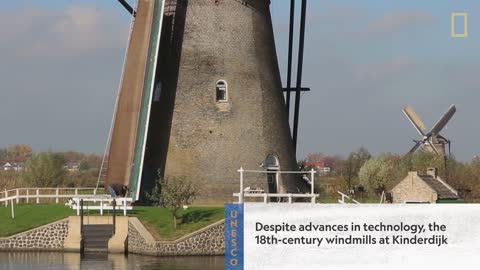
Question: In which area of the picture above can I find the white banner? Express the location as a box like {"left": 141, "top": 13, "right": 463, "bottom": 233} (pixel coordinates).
{"left": 241, "top": 204, "right": 480, "bottom": 270}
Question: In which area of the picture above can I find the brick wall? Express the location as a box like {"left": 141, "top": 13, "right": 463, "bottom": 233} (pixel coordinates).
{"left": 0, "top": 219, "right": 68, "bottom": 251}
{"left": 142, "top": 0, "right": 308, "bottom": 204}
{"left": 128, "top": 218, "right": 224, "bottom": 256}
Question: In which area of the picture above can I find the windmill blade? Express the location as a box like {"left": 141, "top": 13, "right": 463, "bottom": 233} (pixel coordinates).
{"left": 117, "top": 0, "right": 136, "bottom": 15}
{"left": 403, "top": 105, "right": 427, "bottom": 136}
{"left": 426, "top": 139, "right": 441, "bottom": 155}
{"left": 408, "top": 141, "right": 423, "bottom": 154}
{"left": 429, "top": 104, "right": 456, "bottom": 135}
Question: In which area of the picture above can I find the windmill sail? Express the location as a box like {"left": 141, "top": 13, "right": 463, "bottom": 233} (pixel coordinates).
{"left": 429, "top": 104, "right": 456, "bottom": 135}
{"left": 106, "top": 0, "right": 165, "bottom": 200}
{"left": 403, "top": 105, "right": 427, "bottom": 136}
{"left": 408, "top": 141, "right": 423, "bottom": 154}
{"left": 403, "top": 104, "right": 456, "bottom": 156}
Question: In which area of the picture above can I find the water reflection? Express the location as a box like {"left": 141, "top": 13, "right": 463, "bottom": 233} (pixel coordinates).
{"left": 0, "top": 252, "right": 224, "bottom": 270}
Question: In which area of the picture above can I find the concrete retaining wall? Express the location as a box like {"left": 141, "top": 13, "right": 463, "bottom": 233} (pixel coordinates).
{"left": 0, "top": 219, "right": 68, "bottom": 251}
{"left": 0, "top": 217, "right": 225, "bottom": 256}
{"left": 128, "top": 218, "right": 225, "bottom": 256}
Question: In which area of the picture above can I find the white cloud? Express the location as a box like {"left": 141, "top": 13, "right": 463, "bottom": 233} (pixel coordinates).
{"left": 367, "top": 11, "right": 434, "bottom": 36}
{"left": 0, "top": 5, "right": 128, "bottom": 153}
{"left": 0, "top": 5, "right": 129, "bottom": 58}
{"left": 309, "top": 7, "right": 365, "bottom": 24}
{"left": 353, "top": 56, "right": 416, "bottom": 82}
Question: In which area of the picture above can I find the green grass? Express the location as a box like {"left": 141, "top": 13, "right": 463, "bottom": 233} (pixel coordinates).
{"left": 0, "top": 203, "right": 224, "bottom": 240}
{"left": 318, "top": 194, "right": 381, "bottom": 203}
{"left": 356, "top": 196, "right": 382, "bottom": 203}
{"left": 318, "top": 196, "right": 340, "bottom": 203}
{"left": 0, "top": 204, "right": 74, "bottom": 237}
{"left": 130, "top": 206, "right": 224, "bottom": 241}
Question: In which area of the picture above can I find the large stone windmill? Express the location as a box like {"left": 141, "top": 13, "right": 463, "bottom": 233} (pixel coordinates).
{"left": 100, "top": 0, "right": 311, "bottom": 203}
{"left": 402, "top": 104, "right": 456, "bottom": 156}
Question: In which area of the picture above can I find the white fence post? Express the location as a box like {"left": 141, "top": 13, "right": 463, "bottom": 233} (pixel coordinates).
{"left": 239, "top": 167, "right": 244, "bottom": 204}
{"left": 310, "top": 169, "right": 316, "bottom": 203}
{"left": 11, "top": 199, "right": 14, "bottom": 219}
{"left": 4, "top": 189, "right": 7, "bottom": 207}
{"left": 55, "top": 189, "right": 59, "bottom": 204}
{"left": 36, "top": 189, "right": 39, "bottom": 204}
{"left": 75, "top": 198, "right": 80, "bottom": 216}
{"left": 123, "top": 198, "right": 127, "bottom": 216}
{"left": 26, "top": 189, "right": 29, "bottom": 204}
{"left": 16, "top": 189, "right": 19, "bottom": 204}
{"left": 100, "top": 198, "right": 103, "bottom": 216}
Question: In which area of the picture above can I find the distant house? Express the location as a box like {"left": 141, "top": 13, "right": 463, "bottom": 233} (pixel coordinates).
{"left": 2, "top": 162, "right": 12, "bottom": 171}
{"left": 317, "top": 166, "right": 331, "bottom": 174}
{"left": 390, "top": 168, "right": 459, "bottom": 203}
{"left": 64, "top": 162, "right": 80, "bottom": 172}
{"left": 305, "top": 159, "right": 335, "bottom": 175}
{"left": 2, "top": 162, "right": 25, "bottom": 172}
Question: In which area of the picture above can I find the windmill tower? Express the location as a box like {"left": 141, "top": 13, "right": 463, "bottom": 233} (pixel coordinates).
{"left": 402, "top": 104, "right": 456, "bottom": 156}
{"left": 103, "top": 0, "right": 310, "bottom": 203}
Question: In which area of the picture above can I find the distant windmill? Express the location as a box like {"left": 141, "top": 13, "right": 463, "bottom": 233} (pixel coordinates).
{"left": 402, "top": 104, "right": 456, "bottom": 156}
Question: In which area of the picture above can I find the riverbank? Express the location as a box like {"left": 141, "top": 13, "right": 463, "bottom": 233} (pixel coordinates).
{"left": 0, "top": 251, "right": 224, "bottom": 270}
{"left": 0, "top": 206, "right": 226, "bottom": 256}
{"left": 0, "top": 204, "right": 224, "bottom": 240}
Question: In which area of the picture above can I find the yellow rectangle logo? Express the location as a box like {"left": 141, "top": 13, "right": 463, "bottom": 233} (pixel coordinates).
{"left": 451, "top": 13, "right": 468, "bottom": 37}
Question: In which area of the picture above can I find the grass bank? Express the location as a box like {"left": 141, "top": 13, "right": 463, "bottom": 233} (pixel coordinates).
{"left": 318, "top": 194, "right": 381, "bottom": 203}
{"left": 0, "top": 204, "right": 224, "bottom": 240}
{"left": 131, "top": 206, "right": 224, "bottom": 241}
{"left": 0, "top": 204, "right": 74, "bottom": 237}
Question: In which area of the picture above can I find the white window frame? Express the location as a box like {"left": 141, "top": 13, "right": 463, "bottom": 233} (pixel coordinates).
{"left": 216, "top": 80, "right": 228, "bottom": 102}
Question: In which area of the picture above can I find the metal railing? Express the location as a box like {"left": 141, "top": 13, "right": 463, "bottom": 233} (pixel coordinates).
{"left": 71, "top": 197, "right": 132, "bottom": 216}
{"left": 79, "top": 198, "right": 118, "bottom": 237}
{"left": 233, "top": 192, "right": 318, "bottom": 203}
{"left": 337, "top": 191, "right": 360, "bottom": 204}
{"left": 236, "top": 167, "right": 319, "bottom": 204}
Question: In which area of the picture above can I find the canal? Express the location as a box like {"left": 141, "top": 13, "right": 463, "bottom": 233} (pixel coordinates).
{"left": 0, "top": 252, "right": 224, "bottom": 270}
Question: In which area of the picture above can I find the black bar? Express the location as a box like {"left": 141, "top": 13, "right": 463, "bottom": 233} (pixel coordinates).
{"left": 80, "top": 199, "right": 84, "bottom": 234}
{"left": 112, "top": 199, "right": 116, "bottom": 235}
{"left": 286, "top": 0, "right": 295, "bottom": 114}
{"left": 80, "top": 199, "right": 84, "bottom": 254}
{"left": 283, "top": 87, "right": 310, "bottom": 92}
{"left": 292, "top": 0, "right": 308, "bottom": 152}
{"left": 117, "top": 0, "right": 136, "bottom": 16}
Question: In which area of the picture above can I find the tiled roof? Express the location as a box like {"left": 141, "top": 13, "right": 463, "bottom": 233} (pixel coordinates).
{"left": 419, "top": 175, "right": 458, "bottom": 199}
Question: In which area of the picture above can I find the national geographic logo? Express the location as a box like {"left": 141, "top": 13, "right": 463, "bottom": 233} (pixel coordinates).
{"left": 451, "top": 12, "right": 468, "bottom": 37}
{"left": 225, "top": 204, "right": 244, "bottom": 270}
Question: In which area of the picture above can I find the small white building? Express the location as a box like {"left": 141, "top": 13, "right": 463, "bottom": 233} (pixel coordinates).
{"left": 64, "top": 162, "right": 80, "bottom": 172}
{"left": 2, "top": 162, "right": 25, "bottom": 171}
{"left": 318, "top": 167, "right": 331, "bottom": 174}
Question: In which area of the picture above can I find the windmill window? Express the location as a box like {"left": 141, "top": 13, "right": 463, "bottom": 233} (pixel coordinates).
{"left": 265, "top": 154, "right": 280, "bottom": 171}
{"left": 216, "top": 80, "right": 228, "bottom": 102}
{"left": 153, "top": 81, "right": 162, "bottom": 102}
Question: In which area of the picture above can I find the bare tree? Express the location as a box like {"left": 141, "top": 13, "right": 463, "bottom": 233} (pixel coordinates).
{"left": 6, "top": 144, "right": 32, "bottom": 161}
{"left": 340, "top": 147, "right": 371, "bottom": 192}
{"left": 148, "top": 176, "right": 198, "bottom": 229}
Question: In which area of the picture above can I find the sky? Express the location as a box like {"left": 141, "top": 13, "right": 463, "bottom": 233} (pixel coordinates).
{"left": 0, "top": 0, "right": 479, "bottom": 161}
